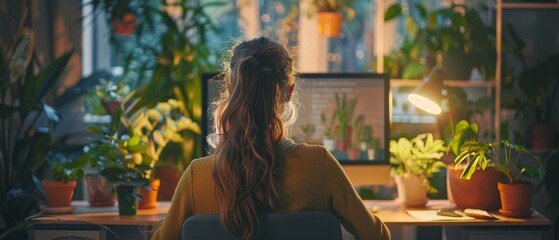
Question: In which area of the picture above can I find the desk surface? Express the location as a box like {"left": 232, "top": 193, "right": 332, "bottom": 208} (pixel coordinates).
{"left": 364, "top": 200, "right": 551, "bottom": 227}
{"left": 38, "top": 200, "right": 551, "bottom": 227}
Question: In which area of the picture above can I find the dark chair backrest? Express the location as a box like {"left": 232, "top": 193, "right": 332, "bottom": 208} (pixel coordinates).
{"left": 182, "top": 211, "right": 343, "bottom": 240}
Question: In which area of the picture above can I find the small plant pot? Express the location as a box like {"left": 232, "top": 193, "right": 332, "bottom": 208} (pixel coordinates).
{"left": 116, "top": 185, "right": 138, "bottom": 215}
{"left": 139, "top": 179, "right": 160, "bottom": 209}
{"left": 498, "top": 182, "right": 534, "bottom": 218}
{"left": 42, "top": 180, "right": 77, "bottom": 207}
{"left": 447, "top": 165, "right": 506, "bottom": 211}
{"left": 86, "top": 175, "right": 115, "bottom": 207}
{"left": 317, "top": 12, "right": 343, "bottom": 37}
{"left": 322, "top": 138, "right": 336, "bottom": 151}
{"left": 367, "top": 149, "right": 376, "bottom": 160}
{"left": 531, "top": 123, "right": 554, "bottom": 150}
{"left": 346, "top": 149, "right": 360, "bottom": 160}
{"left": 359, "top": 142, "right": 367, "bottom": 152}
{"left": 394, "top": 176, "right": 427, "bottom": 207}
{"left": 113, "top": 13, "right": 136, "bottom": 35}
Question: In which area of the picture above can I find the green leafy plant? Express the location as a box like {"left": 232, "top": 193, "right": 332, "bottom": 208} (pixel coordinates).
{"left": 45, "top": 153, "right": 88, "bottom": 183}
{"left": 300, "top": 123, "right": 316, "bottom": 142}
{"left": 320, "top": 109, "right": 338, "bottom": 138}
{"left": 0, "top": 28, "right": 76, "bottom": 238}
{"left": 334, "top": 93, "right": 357, "bottom": 141}
{"left": 350, "top": 115, "right": 364, "bottom": 149}
{"left": 383, "top": 3, "right": 496, "bottom": 80}
{"left": 306, "top": 0, "right": 356, "bottom": 17}
{"left": 390, "top": 133, "right": 447, "bottom": 193}
{"left": 447, "top": 119, "right": 479, "bottom": 156}
{"left": 455, "top": 140, "right": 543, "bottom": 184}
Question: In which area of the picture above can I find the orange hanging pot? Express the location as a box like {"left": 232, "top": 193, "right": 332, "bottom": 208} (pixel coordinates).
{"left": 113, "top": 12, "right": 136, "bottom": 36}
{"left": 317, "top": 12, "right": 343, "bottom": 38}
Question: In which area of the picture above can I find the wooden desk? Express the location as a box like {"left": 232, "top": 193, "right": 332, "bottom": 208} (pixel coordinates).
{"left": 32, "top": 200, "right": 551, "bottom": 240}
{"left": 31, "top": 201, "right": 170, "bottom": 240}
{"left": 364, "top": 200, "right": 551, "bottom": 240}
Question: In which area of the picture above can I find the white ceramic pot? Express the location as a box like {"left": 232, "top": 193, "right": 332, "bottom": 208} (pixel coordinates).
{"left": 322, "top": 138, "right": 336, "bottom": 151}
{"left": 367, "top": 149, "right": 376, "bottom": 160}
{"left": 395, "top": 176, "right": 427, "bottom": 207}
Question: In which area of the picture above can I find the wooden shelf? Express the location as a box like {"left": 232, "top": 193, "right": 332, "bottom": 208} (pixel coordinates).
{"left": 502, "top": 2, "right": 559, "bottom": 9}
{"left": 390, "top": 79, "right": 496, "bottom": 88}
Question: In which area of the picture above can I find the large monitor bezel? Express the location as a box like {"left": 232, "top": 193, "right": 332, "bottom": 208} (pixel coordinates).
{"left": 201, "top": 72, "right": 390, "bottom": 165}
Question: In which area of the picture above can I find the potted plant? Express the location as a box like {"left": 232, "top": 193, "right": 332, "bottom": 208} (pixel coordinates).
{"left": 300, "top": 123, "right": 316, "bottom": 143}
{"left": 367, "top": 137, "right": 380, "bottom": 160}
{"left": 334, "top": 93, "right": 357, "bottom": 152}
{"left": 383, "top": 3, "right": 497, "bottom": 80}
{"left": 456, "top": 140, "right": 543, "bottom": 217}
{"left": 320, "top": 110, "right": 338, "bottom": 151}
{"left": 41, "top": 153, "right": 88, "bottom": 212}
{"left": 389, "top": 133, "right": 446, "bottom": 207}
{"left": 307, "top": 0, "right": 356, "bottom": 37}
{"left": 347, "top": 115, "right": 364, "bottom": 160}
{"left": 89, "top": 0, "right": 142, "bottom": 36}
{"left": 516, "top": 53, "right": 559, "bottom": 150}
{"left": 448, "top": 120, "right": 507, "bottom": 210}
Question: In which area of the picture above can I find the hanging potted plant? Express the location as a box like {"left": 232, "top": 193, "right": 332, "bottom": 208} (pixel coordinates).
{"left": 390, "top": 133, "right": 447, "bottom": 207}
{"left": 90, "top": 0, "right": 141, "bottom": 36}
{"left": 308, "top": 0, "right": 356, "bottom": 37}
{"left": 457, "top": 140, "right": 543, "bottom": 218}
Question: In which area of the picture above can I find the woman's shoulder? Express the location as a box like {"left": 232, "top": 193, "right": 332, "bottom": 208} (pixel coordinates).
{"left": 189, "top": 155, "right": 215, "bottom": 170}
{"left": 287, "top": 143, "right": 335, "bottom": 162}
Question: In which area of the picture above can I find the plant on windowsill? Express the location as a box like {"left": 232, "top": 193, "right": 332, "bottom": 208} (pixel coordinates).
{"left": 389, "top": 133, "right": 446, "bottom": 207}
{"left": 306, "top": 0, "right": 356, "bottom": 37}
{"left": 455, "top": 140, "right": 543, "bottom": 217}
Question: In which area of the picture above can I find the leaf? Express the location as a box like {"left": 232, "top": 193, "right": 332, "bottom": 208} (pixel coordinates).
{"left": 41, "top": 103, "right": 60, "bottom": 123}
{"left": 384, "top": 4, "right": 402, "bottom": 21}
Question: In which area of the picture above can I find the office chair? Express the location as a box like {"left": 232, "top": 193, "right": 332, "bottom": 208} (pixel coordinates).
{"left": 182, "top": 211, "right": 343, "bottom": 240}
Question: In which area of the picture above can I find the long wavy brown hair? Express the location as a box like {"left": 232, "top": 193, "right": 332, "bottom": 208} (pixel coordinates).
{"left": 211, "top": 37, "right": 297, "bottom": 239}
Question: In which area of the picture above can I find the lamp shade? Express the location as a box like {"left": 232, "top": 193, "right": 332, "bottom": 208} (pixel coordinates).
{"left": 408, "top": 68, "right": 445, "bottom": 115}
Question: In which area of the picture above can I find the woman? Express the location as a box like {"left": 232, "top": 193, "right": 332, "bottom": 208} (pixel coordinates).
{"left": 151, "top": 37, "right": 390, "bottom": 240}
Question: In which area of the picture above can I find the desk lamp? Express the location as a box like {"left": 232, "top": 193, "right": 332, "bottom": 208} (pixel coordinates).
{"left": 407, "top": 67, "right": 445, "bottom": 115}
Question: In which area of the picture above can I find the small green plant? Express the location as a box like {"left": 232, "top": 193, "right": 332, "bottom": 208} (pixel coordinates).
{"left": 350, "top": 115, "right": 364, "bottom": 149}
{"left": 307, "top": 0, "right": 356, "bottom": 17}
{"left": 455, "top": 140, "right": 543, "bottom": 183}
{"left": 45, "top": 153, "right": 88, "bottom": 183}
{"left": 334, "top": 93, "right": 357, "bottom": 141}
{"left": 300, "top": 123, "right": 316, "bottom": 141}
{"left": 320, "top": 109, "right": 338, "bottom": 138}
{"left": 390, "top": 133, "right": 447, "bottom": 193}
{"left": 447, "top": 120, "right": 479, "bottom": 156}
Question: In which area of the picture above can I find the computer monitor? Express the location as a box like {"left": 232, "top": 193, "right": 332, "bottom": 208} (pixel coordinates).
{"left": 201, "top": 73, "right": 390, "bottom": 165}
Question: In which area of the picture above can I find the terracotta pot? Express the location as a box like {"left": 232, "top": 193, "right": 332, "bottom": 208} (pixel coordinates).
{"left": 335, "top": 126, "right": 352, "bottom": 152}
{"left": 85, "top": 175, "right": 115, "bottom": 207}
{"left": 42, "top": 180, "right": 77, "bottom": 207}
{"left": 531, "top": 123, "right": 554, "bottom": 150}
{"left": 447, "top": 165, "right": 506, "bottom": 210}
{"left": 139, "top": 179, "right": 160, "bottom": 209}
{"left": 395, "top": 176, "right": 427, "bottom": 207}
{"left": 346, "top": 149, "right": 360, "bottom": 160}
{"left": 498, "top": 182, "right": 534, "bottom": 218}
{"left": 102, "top": 101, "right": 120, "bottom": 115}
{"left": 317, "top": 12, "right": 343, "bottom": 37}
{"left": 113, "top": 13, "right": 135, "bottom": 35}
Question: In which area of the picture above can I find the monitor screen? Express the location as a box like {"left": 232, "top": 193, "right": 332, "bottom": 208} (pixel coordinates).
{"left": 201, "top": 73, "right": 390, "bottom": 165}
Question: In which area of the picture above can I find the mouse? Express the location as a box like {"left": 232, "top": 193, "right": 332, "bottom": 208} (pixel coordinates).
{"left": 436, "top": 208, "right": 462, "bottom": 217}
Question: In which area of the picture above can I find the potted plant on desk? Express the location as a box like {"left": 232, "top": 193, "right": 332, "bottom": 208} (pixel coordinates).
{"left": 456, "top": 140, "right": 543, "bottom": 217}
{"left": 449, "top": 120, "right": 507, "bottom": 211}
{"left": 320, "top": 110, "right": 338, "bottom": 151}
{"left": 40, "top": 153, "right": 88, "bottom": 213}
{"left": 389, "top": 133, "right": 446, "bottom": 207}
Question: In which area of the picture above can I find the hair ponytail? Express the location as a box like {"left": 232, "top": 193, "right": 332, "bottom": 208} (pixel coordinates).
{"left": 212, "top": 37, "right": 295, "bottom": 240}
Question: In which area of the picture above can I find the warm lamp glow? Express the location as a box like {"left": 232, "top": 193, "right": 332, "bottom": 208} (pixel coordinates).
{"left": 408, "top": 93, "right": 442, "bottom": 115}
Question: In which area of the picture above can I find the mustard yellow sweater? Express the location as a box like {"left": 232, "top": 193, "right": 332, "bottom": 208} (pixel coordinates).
{"left": 151, "top": 144, "right": 391, "bottom": 240}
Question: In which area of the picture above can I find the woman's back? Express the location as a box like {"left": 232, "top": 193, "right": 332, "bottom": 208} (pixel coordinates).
{"left": 152, "top": 143, "right": 390, "bottom": 239}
